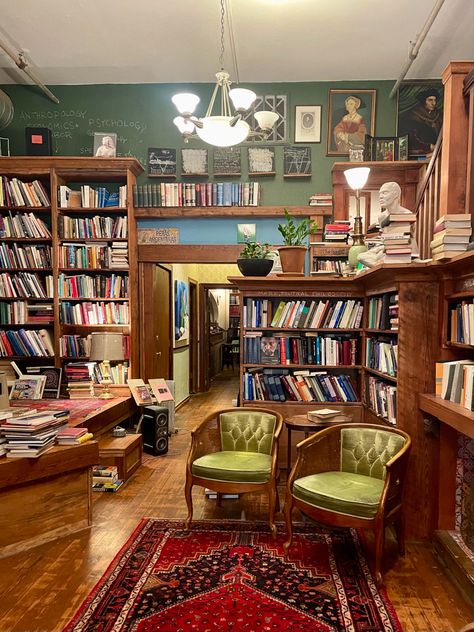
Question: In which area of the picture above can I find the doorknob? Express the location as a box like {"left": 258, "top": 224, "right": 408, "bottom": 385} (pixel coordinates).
{"left": 155, "top": 351, "right": 162, "bottom": 357}
{"left": 155, "top": 335, "right": 159, "bottom": 341}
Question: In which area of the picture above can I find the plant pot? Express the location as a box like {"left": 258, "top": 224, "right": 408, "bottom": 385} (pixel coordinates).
{"left": 237, "top": 258, "right": 273, "bottom": 277}
{"left": 278, "top": 246, "right": 307, "bottom": 275}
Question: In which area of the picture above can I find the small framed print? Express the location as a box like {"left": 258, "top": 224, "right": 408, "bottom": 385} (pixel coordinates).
{"left": 397, "top": 134, "right": 409, "bottom": 161}
{"left": 237, "top": 224, "right": 256, "bottom": 243}
{"left": 148, "top": 148, "right": 177, "bottom": 177}
{"left": 294, "top": 105, "right": 322, "bottom": 143}
{"left": 374, "top": 137, "right": 396, "bottom": 162}
{"left": 283, "top": 146, "right": 311, "bottom": 177}
{"left": 94, "top": 132, "right": 117, "bottom": 158}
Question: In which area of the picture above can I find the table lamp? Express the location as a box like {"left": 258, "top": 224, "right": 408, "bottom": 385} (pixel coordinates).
{"left": 344, "top": 167, "right": 370, "bottom": 268}
{"left": 88, "top": 332, "right": 124, "bottom": 399}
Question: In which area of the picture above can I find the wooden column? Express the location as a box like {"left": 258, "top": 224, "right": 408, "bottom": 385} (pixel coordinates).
{"left": 439, "top": 61, "right": 474, "bottom": 214}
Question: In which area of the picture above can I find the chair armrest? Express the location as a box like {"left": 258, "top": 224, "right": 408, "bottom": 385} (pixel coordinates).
{"left": 186, "top": 417, "right": 221, "bottom": 472}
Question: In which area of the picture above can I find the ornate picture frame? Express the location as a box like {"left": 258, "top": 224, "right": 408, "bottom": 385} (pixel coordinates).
{"left": 326, "top": 89, "right": 376, "bottom": 156}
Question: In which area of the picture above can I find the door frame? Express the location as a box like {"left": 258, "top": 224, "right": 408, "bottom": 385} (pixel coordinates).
{"left": 189, "top": 278, "right": 198, "bottom": 394}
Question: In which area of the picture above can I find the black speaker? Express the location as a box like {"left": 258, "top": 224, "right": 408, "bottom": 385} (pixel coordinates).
{"left": 141, "top": 405, "right": 169, "bottom": 456}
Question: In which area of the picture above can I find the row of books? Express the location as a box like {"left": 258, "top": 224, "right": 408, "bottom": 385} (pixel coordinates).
{"left": 0, "top": 302, "right": 54, "bottom": 325}
{"left": 309, "top": 193, "right": 333, "bottom": 207}
{"left": 0, "top": 177, "right": 50, "bottom": 208}
{"left": 58, "top": 185, "right": 127, "bottom": 209}
{"left": 0, "top": 243, "right": 51, "bottom": 270}
{"left": 0, "top": 408, "right": 69, "bottom": 459}
{"left": 58, "top": 243, "right": 129, "bottom": 270}
{"left": 58, "top": 273, "right": 129, "bottom": 299}
{"left": 366, "top": 338, "right": 398, "bottom": 377}
{"left": 92, "top": 361, "right": 129, "bottom": 385}
{"left": 449, "top": 300, "right": 474, "bottom": 346}
{"left": 60, "top": 301, "right": 129, "bottom": 325}
{"left": 430, "top": 214, "right": 472, "bottom": 261}
{"left": 133, "top": 181, "right": 261, "bottom": 208}
{"left": 367, "top": 293, "right": 398, "bottom": 330}
{"left": 312, "top": 259, "right": 345, "bottom": 274}
{"left": 58, "top": 215, "right": 128, "bottom": 240}
{"left": 0, "top": 272, "right": 53, "bottom": 299}
{"left": 437, "top": 360, "right": 474, "bottom": 411}
{"left": 366, "top": 376, "right": 397, "bottom": 425}
{"left": 243, "top": 333, "right": 358, "bottom": 366}
{"left": 0, "top": 212, "right": 51, "bottom": 239}
{"left": 0, "top": 328, "right": 54, "bottom": 357}
{"left": 324, "top": 221, "right": 350, "bottom": 243}
{"left": 243, "top": 298, "right": 364, "bottom": 330}
{"left": 243, "top": 368, "right": 359, "bottom": 403}
{"left": 380, "top": 212, "right": 416, "bottom": 264}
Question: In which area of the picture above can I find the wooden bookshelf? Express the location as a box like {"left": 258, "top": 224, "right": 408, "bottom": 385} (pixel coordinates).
{"left": 419, "top": 394, "right": 474, "bottom": 438}
{"left": 134, "top": 205, "right": 332, "bottom": 218}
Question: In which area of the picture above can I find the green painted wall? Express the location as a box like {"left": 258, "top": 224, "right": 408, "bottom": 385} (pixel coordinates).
{"left": 1, "top": 81, "right": 397, "bottom": 204}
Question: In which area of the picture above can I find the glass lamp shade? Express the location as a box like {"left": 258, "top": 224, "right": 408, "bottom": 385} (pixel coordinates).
{"left": 344, "top": 167, "right": 370, "bottom": 190}
{"left": 171, "top": 93, "right": 200, "bottom": 116}
{"left": 229, "top": 87, "right": 256, "bottom": 111}
{"left": 254, "top": 110, "right": 279, "bottom": 131}
{"left": 195, "top": 116, "right": 250, "bottom": 147}
{"left": 173, "top": 116, "right": 196, "bottom": 134}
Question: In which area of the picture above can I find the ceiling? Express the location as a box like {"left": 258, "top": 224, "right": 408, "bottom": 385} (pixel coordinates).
{"left": 0, "top": 0, "right": 472, "bottom": 86}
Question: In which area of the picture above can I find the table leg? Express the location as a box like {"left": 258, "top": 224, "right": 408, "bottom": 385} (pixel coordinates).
{"left": 287, "top": 426, "right": 292, "bottom": 478}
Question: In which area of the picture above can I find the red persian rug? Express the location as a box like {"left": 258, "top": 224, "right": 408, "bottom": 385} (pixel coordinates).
{"left": 64, "top": 519, "right": 402, "bottom": 632}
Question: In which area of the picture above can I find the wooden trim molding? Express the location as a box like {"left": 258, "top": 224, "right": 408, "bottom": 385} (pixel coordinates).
{"left": 134, "top": 205, "right": 332, "bottom": 219}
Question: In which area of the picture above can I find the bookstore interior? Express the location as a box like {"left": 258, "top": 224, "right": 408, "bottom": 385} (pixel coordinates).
{"left": 0, "top": 2, "right": 473, "bottom": 631}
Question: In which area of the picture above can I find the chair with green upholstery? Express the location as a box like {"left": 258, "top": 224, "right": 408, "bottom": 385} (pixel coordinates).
{"left": 185, "top": 407, "right": 283, "bottom": 536}
{"left": 283, "top": 423, "right": 411, "bottom": 584}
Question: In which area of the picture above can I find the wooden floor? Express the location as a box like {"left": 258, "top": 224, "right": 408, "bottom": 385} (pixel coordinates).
{"left": 0, "top": 370, "right": 471, "bottom": 632}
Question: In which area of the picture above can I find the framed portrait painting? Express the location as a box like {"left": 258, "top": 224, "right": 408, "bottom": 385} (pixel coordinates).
{"left": 396, "top": 81, "right": 443, "bottom": 158}
{"left": 327, "top": 89, "right": 376, "bottom": 156}
{"left": 174, "top": 279, "right": 189, "bottom": 348}
{"left": 294, "top": 105, "right": 322, "bottom": 143}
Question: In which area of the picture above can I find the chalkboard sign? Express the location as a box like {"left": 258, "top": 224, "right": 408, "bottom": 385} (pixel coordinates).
{"left": 181, "top": 148, "right": 208, "bottom": 176}
{"left": 283, "top": 146, "right": 311, "bottom": 177}
{"left": 148, "top": 147, "right": 177, "bottom": 177}
{"left": 248, "top": 146, "right": 275, "bottom": 175}
{"left": 213, "top": 147, "right": 241, "bottom": 176}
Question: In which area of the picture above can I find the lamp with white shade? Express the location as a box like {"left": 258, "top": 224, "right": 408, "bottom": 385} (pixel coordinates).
{"left": 88, "top": 332, "right": 125, "bottom": 399}
{"left": 344, "top": 167, "right": 371, "bottom": 268}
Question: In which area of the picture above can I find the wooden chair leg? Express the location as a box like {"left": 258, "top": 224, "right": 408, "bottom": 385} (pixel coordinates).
{"left": 184, "top": 476, "right": 193, "bottom": 529}
{"left": 216, "top": 492, "right": 222, "bottom": 507}
{"left": 268, "top": 484, "right": 278, "bottom": 538}
{"left": 283, "top": 496, "right": 294, "bottom": 559}
{"left": 373, "top": 524, "right": 385, "bottom": 586}
{"left": 394, "top": 513, "right": 406, "bottom": 556}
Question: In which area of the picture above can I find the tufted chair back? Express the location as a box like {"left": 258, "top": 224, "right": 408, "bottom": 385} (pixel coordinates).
{"left": 340, "top": 427, "right": 407, "bottom": 480}
{"left": 219, "top": 411, "right": 277, "bottom": 454}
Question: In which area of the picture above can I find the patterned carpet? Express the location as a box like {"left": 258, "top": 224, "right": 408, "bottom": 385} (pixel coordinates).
{"left": 64, "top": 519, "right": 402, "bottom": 632}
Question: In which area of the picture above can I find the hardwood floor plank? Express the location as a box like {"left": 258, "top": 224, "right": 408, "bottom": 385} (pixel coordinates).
{"left": 0, "top": 369, "right": 471, "bottom": 632}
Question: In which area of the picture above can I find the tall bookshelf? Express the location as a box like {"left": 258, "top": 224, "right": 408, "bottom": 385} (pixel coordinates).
{"left": 0, "top": 157, "right": 143, "bottom": 384}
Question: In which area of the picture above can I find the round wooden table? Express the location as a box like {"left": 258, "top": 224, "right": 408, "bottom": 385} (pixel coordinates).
{"left": 285, "top": 413, "right": 352, "bottom": 476}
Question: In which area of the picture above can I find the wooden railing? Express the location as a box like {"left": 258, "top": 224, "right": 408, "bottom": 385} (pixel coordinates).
{"left": 415, "top": 131, "right": 443, "bottom": 259}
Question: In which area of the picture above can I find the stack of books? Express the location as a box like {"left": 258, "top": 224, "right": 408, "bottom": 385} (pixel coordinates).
{"left": 309, "top": 193, "right": 333, "bottom": 207}
{"left": 324, "top": 221, "right": 350, "bottom": 243}
{"left": 437, "top": 360, "right": 474, "bottom": 411}
{"left": 110, "top": 242, "right": 129, "bottom": 269}
{"left": 380, "top": 212, "right": 417, "bottom": 264}
{"left": 430, "top": 214, "right": 472, "bottom": 261}
{"left": 92, "top": 465, "right": 123, "bottom": 492}
{"left": 65, "top": 362, "right": 93, "bottom": 399}
{"left": 56, "top": 426, "right": 93, "bottom": 445}
{"left": 0, "top": 408, "right": 70, "bottom": 458}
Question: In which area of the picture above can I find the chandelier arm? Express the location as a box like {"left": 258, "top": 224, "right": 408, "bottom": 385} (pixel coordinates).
{"left": 205, "top": 82, "right": 221, "bottom": 118}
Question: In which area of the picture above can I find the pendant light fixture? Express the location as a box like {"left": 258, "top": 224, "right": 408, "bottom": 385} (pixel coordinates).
{"left": 172, "top": 0, "right": 278, "bottom": 147}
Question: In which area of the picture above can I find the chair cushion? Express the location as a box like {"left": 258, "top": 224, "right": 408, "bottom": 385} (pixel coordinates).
{"left": 341, "top": 427, "right": 407, "bottom": 479}
{"left": 192, "top": 451, "right": 272, "bottom": 483}
{"left": 220, "top": 412, "right": 276, "bottom": 454}
{"left": 293, "top": 471, "right": 384, "bottom": 520}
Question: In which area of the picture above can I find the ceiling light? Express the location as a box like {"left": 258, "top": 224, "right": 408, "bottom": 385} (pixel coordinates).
{"left": 172, "top": 0, "right": 278, "bottom": 147}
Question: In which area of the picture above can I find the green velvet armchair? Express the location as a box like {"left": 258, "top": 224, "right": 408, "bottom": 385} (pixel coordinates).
{"left": 185, "top": 407, "right": 283, "bottom": 536}
{"left": 283, "top": 423, "right": 411, "bottom": 584}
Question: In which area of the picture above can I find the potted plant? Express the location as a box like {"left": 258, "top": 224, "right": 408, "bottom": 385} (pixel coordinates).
{"left": 237, "top": 241, "right": 274, "bottom": 277}
{"left": 277, "top": 209, "right": 319, "bottom": 274}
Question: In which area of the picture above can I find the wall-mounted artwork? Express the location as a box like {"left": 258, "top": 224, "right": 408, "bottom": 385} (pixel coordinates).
{"left": 396, "top": 81, "right": 443, "bottom": 158}
{"left": 248, "top": 147, "right": 275, "bottom": 175}
{"left": 294, "top": 105, "right": 322, "bottom": 143}
{"left": 181, "top": 148, "right": 208, "bottom": 176}
{"left": 283, "top": 146, "right": 311, "bottom": 177}
{"left": 174, "top": 279, "right": 189, "bottom": 347}
{"left": 237, "top": 224, "right": 256, "bottom": 243}
{"left": 148, "top": 147, "right": 177, "bottom": 177}
{"left": 326, "top": 89, "right": 376, "bottom": 156}
{"left": 213, "top": 147, "right": 241, "bottom": 176}
{"left": 94, "top": 132, "right": 117, "bottom": 158}
{"left": 137, "top": 228, "right": 179, "bottom": 244}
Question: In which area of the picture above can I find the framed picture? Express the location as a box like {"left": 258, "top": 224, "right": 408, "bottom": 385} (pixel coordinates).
{"left": 397, "top": 81, "right": 443, "bottom": 158}
{"left": 327, "top": 89, "right": 376, "bottom": 156}
{"left": 26, "top": 366, "right": 62, "bottom": 399}
{"left": 181, "top": 148, "right": 208, "bottom": 176}
{"left": 213, "top": 147, "right": 241, "bottom": 176}
{"left": 174, "top": 279, "right": 189, "bottom": 347}
{"left": 93, "top": 132, "right": 117, "bottom": 158}
{"left": 237, "top": 224, "right": 256, "bottom": 243}
{"left": 283, "top": 146, "right": 311, "bottom": 177}
{"left": 148, "top": 148, "right": 177, "bottom": 177}
{"left": 397, "top": 134, "right": 409, "bottom": 161}
{"left": 374, "top": 137, "right": 396, "bottom": 162}
{"left": 248, "top": 147, "right": 275, "bottom": 175}
{"left": 294, "top": 105, "right": 322, "bottom": 143}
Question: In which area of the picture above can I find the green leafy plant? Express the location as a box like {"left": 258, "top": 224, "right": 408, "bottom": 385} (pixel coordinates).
{"left": 277, "top": 209, "right": 319, "bottom": 246}
{"left": 239, "top": 241, "right": 272, "bottom": 259}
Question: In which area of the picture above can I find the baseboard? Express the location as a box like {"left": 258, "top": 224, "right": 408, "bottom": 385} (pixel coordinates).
{"left": 433, "top": 530, "right": 474, "bottom": 606}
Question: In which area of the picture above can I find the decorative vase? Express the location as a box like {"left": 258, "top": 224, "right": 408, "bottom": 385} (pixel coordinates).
{"left": 278, "top": 246, "right": 307, "bottom": 275}
{"left": 237, "top": 258, "right": 273, "bottom": 277}
{"left": 348, "top": 215, "right": 367, "bottom": 268}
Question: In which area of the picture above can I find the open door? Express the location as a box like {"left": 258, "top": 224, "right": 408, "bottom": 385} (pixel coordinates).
{"left": 189, "top": 279, "right": 199, "bottom": 393}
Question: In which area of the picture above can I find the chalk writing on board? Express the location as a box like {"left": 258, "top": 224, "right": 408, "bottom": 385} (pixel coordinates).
{"left": 283, "top": 146, "right": 311, "bottom": 176}
{"left": 88, "top": 118, "right": 147, "bottom": 134}
{"left": 20, "top": 110, "right": 88, "bottom": 120}
{"left": 213, "top": 147, "right": 241, "bottom": 175}
{"left": 248, "top": 147, "right": 275, "bottom": 174}
{"left": 181, "top": 149, "right": 208, "bottom": 175}
{"left": 148, "top": 148, "right": 177, "bottom": 176}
